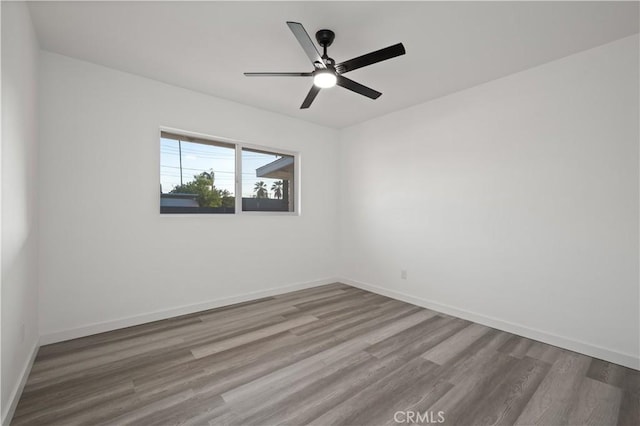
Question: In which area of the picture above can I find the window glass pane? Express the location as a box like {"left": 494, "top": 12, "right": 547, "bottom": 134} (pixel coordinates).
{"left": 242, "top": 148, "right": 295, "bottom": 212}
{"left": 160, "top": 136, "right": 235, "bottom": 213}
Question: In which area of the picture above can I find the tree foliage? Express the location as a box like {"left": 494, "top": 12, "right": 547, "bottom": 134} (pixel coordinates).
{"left": 271, "top": 181, "right": 283, "bottom": 199}
{"left": 254, "top": 181, "right": 268, "bottom": 198}
{"left": 171, "top": 171, "right": 234, "bottom": 208}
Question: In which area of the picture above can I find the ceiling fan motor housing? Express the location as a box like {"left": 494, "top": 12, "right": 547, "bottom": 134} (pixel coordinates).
{"left": 315, "top": 29, "right": 335, "bottom": 48}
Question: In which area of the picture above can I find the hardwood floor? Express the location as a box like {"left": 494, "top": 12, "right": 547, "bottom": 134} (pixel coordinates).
{"left": 12, "top": 283, "right": 639, "bottom": 425}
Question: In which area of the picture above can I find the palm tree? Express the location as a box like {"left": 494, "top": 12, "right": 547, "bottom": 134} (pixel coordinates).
{"left": 271, "top": 181, "right": 283, "bottom": 199}
{"left": 254, "top": 181, "right": 268, "bottom": 198}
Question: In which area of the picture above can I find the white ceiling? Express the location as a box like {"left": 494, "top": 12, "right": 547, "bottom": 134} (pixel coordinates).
{"left": 28, "top": 1, "right": 639, "bottom": 129}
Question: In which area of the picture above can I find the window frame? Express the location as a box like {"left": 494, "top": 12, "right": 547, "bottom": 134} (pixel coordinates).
{"left": 159, "top": 127, "right": 300, "bottom": 216}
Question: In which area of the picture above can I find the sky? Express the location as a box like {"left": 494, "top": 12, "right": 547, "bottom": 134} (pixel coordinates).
{"left": 160, "top": 138, "right": 287, "bottom": 198}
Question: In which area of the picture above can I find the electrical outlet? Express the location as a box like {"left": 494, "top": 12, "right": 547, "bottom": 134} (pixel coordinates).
{"left": 401, "top": 270, "right": 407, "bottom": 280}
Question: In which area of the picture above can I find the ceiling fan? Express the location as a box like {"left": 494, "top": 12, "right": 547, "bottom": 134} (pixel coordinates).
{"left": 244, "top": 22, "right": 406, "bottom": 109}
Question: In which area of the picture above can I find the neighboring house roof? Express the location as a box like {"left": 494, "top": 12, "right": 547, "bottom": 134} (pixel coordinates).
{"left": 160, "top": 193, "right": 199, "bottom": 208}
{"left": 256, "top": 156, "right": 294, "bottom": 180}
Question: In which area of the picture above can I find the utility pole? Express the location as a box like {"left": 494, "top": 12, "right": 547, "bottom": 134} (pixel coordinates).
{"left": 178, "top": 139, "right": 183, "bottom": 186}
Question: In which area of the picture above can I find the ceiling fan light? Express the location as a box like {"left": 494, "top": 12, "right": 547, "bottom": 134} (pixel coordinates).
{"left": 313, "top": 71, "right": 337, "bottom": 88}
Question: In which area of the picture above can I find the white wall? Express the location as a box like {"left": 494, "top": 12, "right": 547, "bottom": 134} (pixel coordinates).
{"left": 38, "top": 52, "right": 339, "bottom": 341}
{"left": 1, "top": 1, "right": 40, "bottom": 422}
{"left": 339, "top": 35, "right": 639, "bottom": 368}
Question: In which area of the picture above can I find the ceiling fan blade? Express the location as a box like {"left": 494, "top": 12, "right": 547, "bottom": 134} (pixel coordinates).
{"left": 244, "top": 72, "right": 313, "bottom": 77}
{"left": 286, "top": 22, "right": 325, "bottom": 68}
{"left": 300, "top": 85, "right": 321, "bottom": 109}
{"left": 336, "top": 75, "right": 381, "bottom": 99}
{"left": 335, "top": 43, "right": 406, "bottom": 74}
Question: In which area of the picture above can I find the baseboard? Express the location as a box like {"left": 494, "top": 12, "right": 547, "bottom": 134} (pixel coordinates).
{"left": 40, "top": 277, "right": 338, "bottom": 345}
{"left": 2, "top": 339, "right": 40, "bottom": 426}
{"left": 341, "top": 278, "right": 640, "bottom": 370}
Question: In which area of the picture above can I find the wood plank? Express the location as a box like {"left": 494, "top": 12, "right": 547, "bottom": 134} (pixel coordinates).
{"left": 230, "top": 350, "right": 374, "bottom": 424}
{"left": 566, "top": 378, "right": 623, "bottom": 426}
{"left": 289, "top": 299, "right": 416, "bottom": 338}
{"left": 587, "top": 358, "right": 636, "bottom": 390}
{"left": 426, "top": 352, "right": 520, "bottom": 425}
{"left": 525, "top": 340, "right": 566, "bottom": 364}
{"left": 366, "top": 316, "right": 469, "bottom": 360}
{"left": 220, "top": 310, "right": 437, "bottom": 405}
{"left": 434, "top": 329, "right": 513, "bottom": 385}
{"left": 307, "top": 357, "right": 442, "bottom": 426}
{"left": 190, "top": 314, "right": 318, "bottom": 358}
{"left": 242, "top": 349, "right": 413, "bottom": 426}
{"left": 193, "top": 333, "right": 345, "bottom": 398}
{"left": 11, "top": 380, "right": 135, "bottom": 425}
{"left": 456, "top": 356, "right": 551, "bottom": 426}
{"left": 617, "top": 388, "right": 640, "bottom": 426}
{"left": 422, "top": 322, "right": 492, "bottom": 365}
{"left": 514, "top": 351, "right": 592, "bottom": 425}
{"left": 497, "top": 335, "right": 535, "bottom": 359}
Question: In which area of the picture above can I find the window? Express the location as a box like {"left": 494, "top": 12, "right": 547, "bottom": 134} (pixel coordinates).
{"left": 159, "top": 130, "right": 297, "bottom": 214}
{"left": 160, "top": 131, "right": 236, "bottom": 214}
{"left": 242, "top": 148, "right": 295, "bottom": 212}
